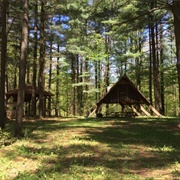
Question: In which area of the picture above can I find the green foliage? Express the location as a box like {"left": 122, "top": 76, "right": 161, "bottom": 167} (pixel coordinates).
{"left": 2, "top": 0, "right": 179, "bottom": 116}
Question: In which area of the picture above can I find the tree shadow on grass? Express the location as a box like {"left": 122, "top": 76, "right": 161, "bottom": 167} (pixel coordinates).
{"left": 7, "top": 117, "right": 179, "bottom": 179}
{"left": 19, "top": 117, "right": 180, "bottom": 163}
{"left": 84, "top": 117, "right": 180, "bottom": 155}
{"left": 87, "top": 123, "right": 179, "bottom": 147}
{"left": 12, "top": 141, "right": 179, "bottom": 180}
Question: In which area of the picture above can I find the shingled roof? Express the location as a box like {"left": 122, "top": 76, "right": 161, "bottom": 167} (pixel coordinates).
{"left": 6, "top": 84, "right": 54, "bottom": 102}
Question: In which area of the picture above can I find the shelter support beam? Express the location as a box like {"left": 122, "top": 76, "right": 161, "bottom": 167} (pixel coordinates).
{"left": 140, "top": 105, "right": 151, "bottom": 116}
{"left": 130, "top": 105, "right": 141, "bottom": 116}
{"left": 88, "top": 105, "right": 97, "bottom": 117}
{"left": 149, "top": 105, "right": 162, "bottom": 116}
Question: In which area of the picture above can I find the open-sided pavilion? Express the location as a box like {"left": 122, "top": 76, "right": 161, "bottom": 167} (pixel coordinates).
{"left": 89, "top": 74, "right": 161, "bottom": 118}
{"left": 6, "top": 84, "right": 54, "bottom": 117}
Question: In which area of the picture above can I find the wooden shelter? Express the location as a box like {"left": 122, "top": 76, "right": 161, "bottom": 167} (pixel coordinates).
{"left": 6, "top": 84, "right": 54, "bottom": 117}
{"left": 90, "top": 74, "right": 161, "bottom": 117}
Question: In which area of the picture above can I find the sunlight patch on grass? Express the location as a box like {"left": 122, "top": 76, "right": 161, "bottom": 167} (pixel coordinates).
{"left": 0, "top": 117, "right": 179, "bottom": 179}
{"left": 156, "top": 145, "right": 175, "bottom": 152}
{"left": 0, "top": 151, "right": 41, "bottom": 179}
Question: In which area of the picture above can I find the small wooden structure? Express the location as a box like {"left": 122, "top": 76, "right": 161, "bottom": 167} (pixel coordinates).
{"left": 6, "top": 84, "right": 54, "bottom": 117}
{"left": 89, "top": 74, "right": 161, "bottom": 117}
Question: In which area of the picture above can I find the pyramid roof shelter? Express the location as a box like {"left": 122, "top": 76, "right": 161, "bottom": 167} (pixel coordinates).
{"left": 90, "top": 74, "right": 161, "bottom": 117}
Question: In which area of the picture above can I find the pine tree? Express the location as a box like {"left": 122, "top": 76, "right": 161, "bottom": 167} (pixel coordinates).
{"left": 14, "top": 0, "right": 29, "bottom": 137}
{"left": 38, "top": 0, "right": 45, "bottom": 118}
{"left": 0, "top": 0, "right": 8, "bottom": 129}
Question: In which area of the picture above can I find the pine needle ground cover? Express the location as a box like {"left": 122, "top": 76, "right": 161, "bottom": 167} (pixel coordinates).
{"left": 0, "top": 117, "right": 179, "bottom": 180}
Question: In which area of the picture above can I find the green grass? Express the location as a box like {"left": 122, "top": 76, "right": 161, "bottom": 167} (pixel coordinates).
{"left": 0, "top": 117, "right": 180, "bottom": 180}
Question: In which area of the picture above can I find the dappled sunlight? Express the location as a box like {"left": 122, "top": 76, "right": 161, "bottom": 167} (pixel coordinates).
{"left": 0, "top": 117, "right": 179, "bottom": 179}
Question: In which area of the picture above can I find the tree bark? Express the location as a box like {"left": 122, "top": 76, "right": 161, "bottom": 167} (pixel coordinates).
{"left": 160, "top": 23, "right": 165, "bottom": 115}
{"left": 70, "top": 54, "right": 75, "bottom": 116}
{"left": 48, "top": 40, "right": 52, "bottom": 117}
{"left": 151, "top": 22, "right": 161, "bottom": 113}
{"left": 95, "top": 59, "right": 101, "bottom": 102}
{"left": 55, "top": 44, "right": 60, "bottom": 116}
{"left": 97, "top": 60, "right": 101, "bottom": 100}
{"left": 148, "top": 24, "right": 153, "bottom": 106}
{"left": 104, "top": 35, "right": 110, "bottom": 112}
{"left": 38, "top": 0, "right": 45, "bottom": 118}
{"left": 150, "top": 0, "right": 162, "bottom": 113}
{"left": 103, "top": 35, "right": 110, "bottom": 95}
{"left": 84, "top": 57, "right": 89, "bottom": 116}
{"left": 76, "top": 55, "right": 83, "bottom": 116}
{"left": 172, "top": 1, "right": 180, "bottom": 113}
{"left": 95, "top": 61, "right": 98, "bottom": 101}
{"left": 0, "top": 0, "right": 8, "bottom": 129}
{"left": 14, "top": 0, "right": 28, "bottom": 137}
{"left": 155, "top": 22, "right": 162, "bottom": 113}
{"left": 31, "top": 0, "right": 38, "bottom": 117}
{"left": 135, "top": 31, "right": 142, "bottom": 90}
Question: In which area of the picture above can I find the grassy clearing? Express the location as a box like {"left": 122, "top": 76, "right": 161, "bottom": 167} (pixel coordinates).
{"left": 0, "top": 117, "right": 180, "bottom": 180}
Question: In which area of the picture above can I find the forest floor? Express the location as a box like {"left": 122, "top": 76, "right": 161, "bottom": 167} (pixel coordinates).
{"left": 0, "top": 116, "right": 180, "bottom": 180}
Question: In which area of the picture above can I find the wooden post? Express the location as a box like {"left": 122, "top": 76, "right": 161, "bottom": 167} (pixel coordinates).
{"left": 44, "top": 97, "right": 46, "bottom": 117}
{"left": 131, "top": 105, "right": 141, "bottom": 116}
{"left": 149, "top": 105, "right": 162, "bottom": 116}
{"left": 88, "top": 105, "right": 97, "bottom": 117}
{"left": 140, "top": 105, "right": 151, "bottom": 116}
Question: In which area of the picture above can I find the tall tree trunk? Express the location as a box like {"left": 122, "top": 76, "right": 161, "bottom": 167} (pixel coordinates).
{"left": 151, "top": 22, "right": 161, "bottom": 113}
{"left": 160, "top": 23, "right": 165, "bottom": 115}
{"left": 149, "top": 25, "right": 153, "bottom": 105}
{"left": 70, "top": 54, "right": 75, "bottom": 116}
{"left": 76, "top": 55, "right": 80, "bottom": 115}
{"left": 76, "top": 55, "right": 83, "bottom": 116}
{"left": 14, "top": 0, "right": 28, "bottom": 137}
{"left": 26, "top": 61, "right": 30, "bottom": 84}
{"left": 95, "top": 61, "right": 98, "bottom": 101}
{"left": 13, "top": 44, "right": 19, "bottom": 89}
{"left": 84, "top": 57, "right": 89, "bottom": 116}
{"left": 80, "top": 56, "right": 83, "bottom": 115}
{"left": 0, "top": 0, "right": 8, "bottom": 129}
{"left": 31, "top": 0, "right": 38, "bottom": 117}
{"left": 150, "top": 1, "right": 161, "bottom": 113}
{"left": 13, "top": 64, "right": 18, "bottom": 89}
{"left": 104, "top": 35, "right": 110, "bottom": 112}
{"left": 55, "top": 44, "right": 60, "bottom": 116}
{"left": 103, "top": 35, "right": 110, "bottom": 94}
{"left": 48, "top": 40, "right": 52, "bottom": 117}
{"left": 95, "top": 60, "right": 101, "bottom": 102}
{"left": 38, "top": 0, "right": 45, "bottom": 118}
{"left": 172, "top": 1, "right": 180, "bottom": 114}
{"left": 97, "top": 60, "right": 101, "bottom": 100}
{"left": 155, "top": 22, "right": 162, "bottom": 113}
{"left": 135, "top": 31, "right": 142, "bottom": 90}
